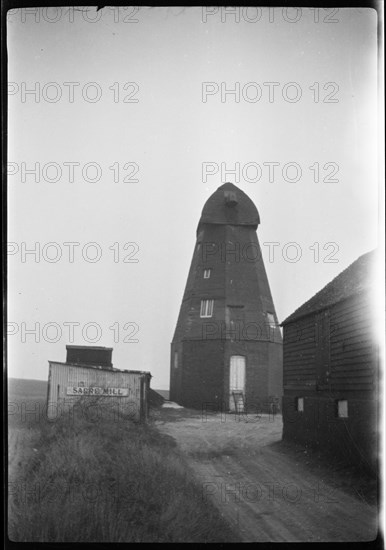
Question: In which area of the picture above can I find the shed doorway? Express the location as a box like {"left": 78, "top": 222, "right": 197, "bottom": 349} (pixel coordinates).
{"left": 229, "top": 355, "right": 246, "bottom": 412}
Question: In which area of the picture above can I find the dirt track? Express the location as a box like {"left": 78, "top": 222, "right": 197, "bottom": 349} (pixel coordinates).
{"left": 156, "top": 408, "right": 378, "bottom": 542}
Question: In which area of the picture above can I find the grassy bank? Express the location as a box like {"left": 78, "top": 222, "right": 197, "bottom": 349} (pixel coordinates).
{"left": 8, "top": 401, "right": 238, "bottom": 542}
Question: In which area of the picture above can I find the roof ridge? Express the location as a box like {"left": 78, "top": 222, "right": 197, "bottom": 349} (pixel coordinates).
{"left": 281, "top": 249, "right": 377, "bottom": 325}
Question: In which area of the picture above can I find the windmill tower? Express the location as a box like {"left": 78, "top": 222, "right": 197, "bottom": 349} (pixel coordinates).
{"left": 170, "top": 183, "right": 282, "bottom": 413}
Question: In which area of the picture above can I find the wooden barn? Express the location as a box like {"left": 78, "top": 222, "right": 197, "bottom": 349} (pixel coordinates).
{"left": 47, "top": 345, "right": 151, "bottom": 422}
{"left": 281, "top": 250, "right": 380, "bottom": 471}
{"left": 170, "top": 183, "right": 282, "bottom": 413}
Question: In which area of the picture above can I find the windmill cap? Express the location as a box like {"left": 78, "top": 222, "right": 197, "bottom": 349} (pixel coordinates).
{"left": 198, "top": 182, "right": 260, "bottom": 232}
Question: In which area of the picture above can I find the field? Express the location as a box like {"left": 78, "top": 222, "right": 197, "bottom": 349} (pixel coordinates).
{"left": 7, "top": 378, "right": 237, "bottom": 543}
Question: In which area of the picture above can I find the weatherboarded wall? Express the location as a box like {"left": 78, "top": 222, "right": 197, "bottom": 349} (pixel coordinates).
{"left": 170, "top": 198, "right": 283, "bottom": 412}
{"left": 282, "top": 290, "right": 379, "bottom": 471}
{"left": 170, "top": 339, "right": 282, "bottom": 413}
{"left": 47, "top": 361, "right": 151, "bottom": 422}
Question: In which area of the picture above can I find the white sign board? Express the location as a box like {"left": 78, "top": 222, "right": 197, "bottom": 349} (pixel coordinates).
{"left": 66, "top": 386, "right": 129, "bottom": 397}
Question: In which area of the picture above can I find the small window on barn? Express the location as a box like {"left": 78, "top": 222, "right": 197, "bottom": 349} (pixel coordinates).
{"left": 174, "top": 351, "right": 178, "bottom": 369}
{"left": 203, "top": 269, "right": 211, "bottom": 279}
{"left": 200, "top": 299, "right": 214, "bottom": 318}
{"left": 337, "top": 400, "right": 348, "bottom": 418}
{"left": 296, "top": 397, "right": 304, "bottom": 412}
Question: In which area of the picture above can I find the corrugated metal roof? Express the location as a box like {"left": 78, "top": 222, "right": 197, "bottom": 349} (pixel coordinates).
{"left": 48, "top": 361, "right": 151, "bottom": 376}
{"left": 281, "top": 249, "right": 377, "bottom": 325}
{"left": 197, "top": 182, "right": 260, "bottom": 233}
{"left": 66, "top": 345, "right": 113, "bottom": 351}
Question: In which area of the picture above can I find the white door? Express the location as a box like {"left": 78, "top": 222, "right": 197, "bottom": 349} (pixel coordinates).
{"left": 229, "top": 356, "right": 246, "bottom": 411}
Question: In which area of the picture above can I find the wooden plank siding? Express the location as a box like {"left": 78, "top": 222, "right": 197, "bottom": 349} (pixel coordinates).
{"left": 283, "top": 316, "right": 317, "bottom": 389}
{"left": 281, "top": 252, "right": 379, "bottom": 471}
{"left": 47, "top": 362, "right": 151, "bottom": 422}
{"left": 329, "top": 292, "right": 376, "bottom": 392}
{"left": 283, "top": 291, "right": 377, "bottom": 392}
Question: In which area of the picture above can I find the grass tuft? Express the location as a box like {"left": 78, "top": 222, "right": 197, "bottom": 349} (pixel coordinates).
{"left": 8, "top": 402, "right": 238, "bottom": 542}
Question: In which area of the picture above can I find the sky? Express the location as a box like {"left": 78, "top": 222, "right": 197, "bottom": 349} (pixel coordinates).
{"left": 7, "top": 6, "right": 381, "bottom": 388}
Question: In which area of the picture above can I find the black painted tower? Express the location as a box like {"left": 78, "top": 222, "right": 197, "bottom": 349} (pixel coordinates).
{"left": 170, "top": 183, "right": 282, "bottom": 412}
